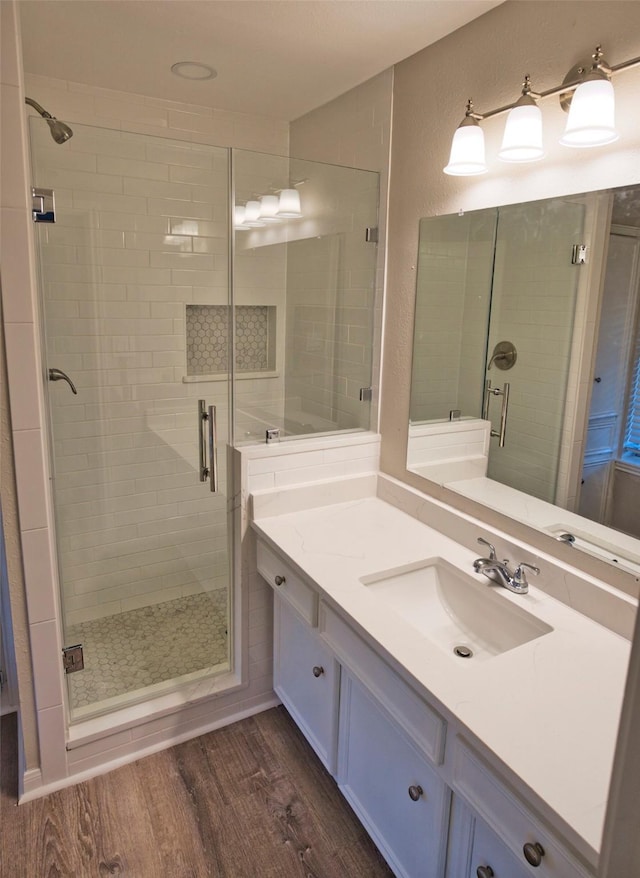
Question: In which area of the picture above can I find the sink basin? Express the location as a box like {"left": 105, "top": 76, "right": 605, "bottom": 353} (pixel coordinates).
{"left": 360, "top": 558, "right": 552, "bottom": 662}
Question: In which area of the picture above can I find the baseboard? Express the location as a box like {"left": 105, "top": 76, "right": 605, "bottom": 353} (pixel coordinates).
{"left": 19, "top": 694, "right": 280, "bottom": 804}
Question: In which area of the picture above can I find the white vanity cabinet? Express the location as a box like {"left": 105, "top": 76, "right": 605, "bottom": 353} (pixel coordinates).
{"left": 273, "top": 596, "right": 339, "bottom": 773}
{"left": 338, "top": 670, "right": 450, "bottom": 878}
{"left": 256, "top": 536, "right": 597, "bottom": 878}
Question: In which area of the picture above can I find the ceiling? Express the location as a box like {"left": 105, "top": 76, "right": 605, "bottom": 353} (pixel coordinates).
{"left": 19, "top": 0, "right": 503, "bottom": 121}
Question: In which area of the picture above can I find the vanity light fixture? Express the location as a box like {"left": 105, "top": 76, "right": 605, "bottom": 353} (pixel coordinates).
{"left": 443, "top": 101, "right": 488, "bottom": 176}
{"left": 560, "top": 47, "right": 618, "bottom": 147}
{"left": 444, "top": 44, "right": 640, "bottom": 176}
{"left": 498, "top": 76, "right": 545, "bottom": 162}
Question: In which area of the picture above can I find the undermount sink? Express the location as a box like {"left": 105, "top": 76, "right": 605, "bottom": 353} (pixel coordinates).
{"left": 360, "top": 557, "right": 552, "bottom": 662}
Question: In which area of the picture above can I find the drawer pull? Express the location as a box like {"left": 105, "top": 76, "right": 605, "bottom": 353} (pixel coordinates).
{"left": 407, "top": 784, "right": 424, "bottom": 802}
{"left": 274, "top": 575, "right": 286, "bottom": 586}
{"left": 523, "top": 842, "right": 545, "bottom": 867}
{"left": 477, "top": 867, "right": 494, "bottom": 878}
{"left": 312, "top": 666, "right": 324, "bottom": 678}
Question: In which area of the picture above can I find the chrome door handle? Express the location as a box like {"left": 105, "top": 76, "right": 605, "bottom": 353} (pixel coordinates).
{"left": 198, "top": 399, "right": 208, "bottom": 482}
{"left": 48, "top": 368, "right": 77, "bottom": 394}
{"left": 198, "top": 400, "right": 219, "bottom": 493}
{"left": 207, "top": 404, "right": 218, "bottom": 493}
{"left": 483, "top": 379, "right": 510, "bottom": 447}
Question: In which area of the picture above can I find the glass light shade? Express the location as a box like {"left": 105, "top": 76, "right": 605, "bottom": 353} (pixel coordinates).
{"left": 278, "top": 188, "right": 302, "bottom": 217}
{"left": 234, "top": 205, "right": 249, "bottom": 229}
{"left": 560, "top": 77, "right": 618, "bottom": 147}
{"left": 244, "top": 200, "right": 265, "bottom": 227}
{"left": 443, "top": 122, "right": 488, "bottom": 176}
{"left": 498, "top": 103, "right": 545, "bottom": 162}
{"left": 259, "top": 195, "right": 281, "bottom": 222}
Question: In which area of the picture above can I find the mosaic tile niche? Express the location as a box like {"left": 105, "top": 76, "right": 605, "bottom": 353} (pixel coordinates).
{"left": 186, "top": 305, "right": 276, "bottom": 375}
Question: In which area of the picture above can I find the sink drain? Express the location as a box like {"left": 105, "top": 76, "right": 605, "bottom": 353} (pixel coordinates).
{"left": 453, "top": 645, "right": 473, "bottom": 659}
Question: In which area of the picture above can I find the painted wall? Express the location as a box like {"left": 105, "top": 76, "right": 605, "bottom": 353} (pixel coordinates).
{"left": 380, "top": 0, "right": 640, "bottom": 573}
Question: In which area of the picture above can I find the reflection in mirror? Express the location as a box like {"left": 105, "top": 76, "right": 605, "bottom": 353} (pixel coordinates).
{"left": 408, "top": 184, "right": 640, "bottom": 576}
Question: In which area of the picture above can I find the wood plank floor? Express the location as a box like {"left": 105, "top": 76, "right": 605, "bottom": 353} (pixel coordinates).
{"left": 1, "top": 707, "right": 394, "bottom": 878}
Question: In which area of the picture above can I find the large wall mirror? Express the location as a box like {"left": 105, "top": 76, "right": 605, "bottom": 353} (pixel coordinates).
{"left": 407, "top": 183, "right": 640, "bottom": 577}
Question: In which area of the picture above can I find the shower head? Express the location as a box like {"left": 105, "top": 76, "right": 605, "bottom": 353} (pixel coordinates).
{"left": 25, "top": 96, "right": 73, "bottom": 144}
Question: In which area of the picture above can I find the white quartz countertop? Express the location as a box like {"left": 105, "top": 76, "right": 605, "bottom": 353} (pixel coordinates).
{"left": 251, "top": 494, "right": 631, "bottom": 865}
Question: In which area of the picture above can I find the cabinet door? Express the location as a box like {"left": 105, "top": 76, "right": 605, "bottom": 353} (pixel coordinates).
{"left": 469, "top": 818, "right": 531, "bottom": 878}
{"left": 274, "top": 597, "right": 339, "bottom": 773}
{"left": 338, "top": 671, "right": 450, "bottom": 878}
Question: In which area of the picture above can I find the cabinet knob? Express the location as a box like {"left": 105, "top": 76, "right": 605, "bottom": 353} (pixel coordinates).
{"left": 477, "top": 867, "right": 494, "bottom": 878}
{"left": 274, "top": 575, "right": 286, "bottom": 586}
{"left": 523, "top": 842, "right": 545, "bottom": 867}
{"left": 407, "top": 784, "right": 423, "bottom": 802}
{"left": 312, "top": 666, "right": 324, "bottom": 678}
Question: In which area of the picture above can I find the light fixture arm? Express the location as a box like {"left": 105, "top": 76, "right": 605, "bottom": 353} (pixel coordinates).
{"left": 465, "top": 46, "right": 640, "bottom": 122}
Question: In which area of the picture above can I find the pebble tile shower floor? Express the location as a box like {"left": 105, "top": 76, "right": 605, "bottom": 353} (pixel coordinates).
{"left": 66, "top": 591, "right": 228, "bottom": 709}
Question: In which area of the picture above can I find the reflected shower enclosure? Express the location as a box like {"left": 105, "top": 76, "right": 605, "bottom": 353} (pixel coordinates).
{"left": 29, "top": 118, "right": 379, "bottom": 721}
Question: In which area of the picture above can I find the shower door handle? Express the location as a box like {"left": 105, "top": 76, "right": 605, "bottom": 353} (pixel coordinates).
{"left": 198, "top": 400, "right": 219, "bottom": 493}
{"left": 48, "top": 368, "right": 77, "bottom": 394}
{"left": 207, "top": 405, "right": 219, "bottom": 494}
{"left": 483, "top": 380, "right": 510, "bottom": 447}
{"left": 198, "top": 399, "right": 209, "bottom": 483}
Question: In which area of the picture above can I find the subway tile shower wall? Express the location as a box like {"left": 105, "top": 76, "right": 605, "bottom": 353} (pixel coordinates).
{"left": 33, "top": 126, "right": 235, "bottom": 625}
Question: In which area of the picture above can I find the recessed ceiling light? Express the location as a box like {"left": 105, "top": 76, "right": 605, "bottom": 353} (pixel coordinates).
{"left": 170, "top": 61, "right": 217, "bottom": 81}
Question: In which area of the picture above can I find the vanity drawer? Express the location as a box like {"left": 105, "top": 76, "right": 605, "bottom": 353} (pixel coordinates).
{"left": 319, "top": 601, "right": 446, "bottom": 765}
{"left": 256, "top": 540, "right": 318, "bottom": 626}
{"left": 452, "top": 738, "right": 593, "bottom": 878}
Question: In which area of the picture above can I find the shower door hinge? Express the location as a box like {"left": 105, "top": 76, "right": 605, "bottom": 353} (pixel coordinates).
{"left": 571, "top": 243, "right": 588, "bottom": 265}
{"left": 365, "top": 227, "right": 379, "bottom": 244}
{"left": 62, "top": 644, "right": 84, "bottom": 674}
{"left": 32, "top": 187, "right": 56, "bottom": 223}
{"left": 359, "top": 386, "right": 373, "bottom": 402}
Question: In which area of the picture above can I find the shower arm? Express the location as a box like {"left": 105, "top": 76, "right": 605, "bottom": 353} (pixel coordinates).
{"left": 25, "top": 96, "right": 54, "bottom": 119}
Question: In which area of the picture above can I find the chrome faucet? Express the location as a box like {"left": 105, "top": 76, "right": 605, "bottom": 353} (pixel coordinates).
{"left": 473, "top": 537, "right": 540, "bottom": 594}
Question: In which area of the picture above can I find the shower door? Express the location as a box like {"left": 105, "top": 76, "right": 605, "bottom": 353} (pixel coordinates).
{"left": 484, "top": 198, "right": 585, "bottom": 504}
{"left": 30, "top": 119, "right": 233, "bottom": 720}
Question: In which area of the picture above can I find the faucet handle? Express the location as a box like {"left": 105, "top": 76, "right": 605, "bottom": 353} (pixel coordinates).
{"left": 477, "top": 537, "right": 497, "bottom": 561}
{"left": 513, "top": 562, "right": 540, "bottom": 586}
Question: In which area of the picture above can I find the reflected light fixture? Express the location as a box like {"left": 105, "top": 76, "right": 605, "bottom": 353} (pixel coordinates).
{"left": 444, "top": 44, "right": 639, "bottom": 176}
{"left": 443, "top": 101, "right": 487, "bottom": 176}
{"left": 234, "top": 205, "right": 250, "bottom": 230}
{"left": 259, "top": 195, "right": 281, "bottom": 222}
{"left": 277, "top": 188, "right": 302, "bottom": 218}
{"left": 498, "top": 76, "right": 545, "bottom": 162}
{"left": 244, "top": 200, "right": 266, "bottom": 227}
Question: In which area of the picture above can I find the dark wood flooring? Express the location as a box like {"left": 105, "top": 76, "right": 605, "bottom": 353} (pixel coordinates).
{"left": 0, "top": 707, "right": 394, "bottom": 878}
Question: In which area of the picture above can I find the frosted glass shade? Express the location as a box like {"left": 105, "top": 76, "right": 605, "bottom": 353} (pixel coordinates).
{"left": 259, "top": 195, "right": 281, "bottom": 222}
{"left": 443, "top": 123, "right": 488, "bottom": 176}
{"left": 278, "top": 188, "right": 302, "bottom": 217}
{"left": 244, "top": 200, "right": 265, "bottom": 227}
{"left": 499, "top": 103, "right": 545, "bottom": 162}
{"left": 234, "top": 205, "right": 249, "bottom": 229}
{"left": 560, "top": 77, "right": 618, "bottom": 147}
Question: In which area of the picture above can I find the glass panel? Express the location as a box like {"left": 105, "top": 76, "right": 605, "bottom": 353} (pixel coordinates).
{"left": 232, "top": 149, "right": 379, "bottom": 442}
{"left": 485, "top": 199, "right": 585, "bottom": 503}
{"left": 30, "top": 119, "right": 232, "bottom": 720}
{"left": 410, "top": 210, "right": 498, "bottom": 423}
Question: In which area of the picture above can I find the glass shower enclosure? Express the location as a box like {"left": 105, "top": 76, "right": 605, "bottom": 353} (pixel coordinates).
{"left": 29, "top": 118, "right": 379, "bottom": 721}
